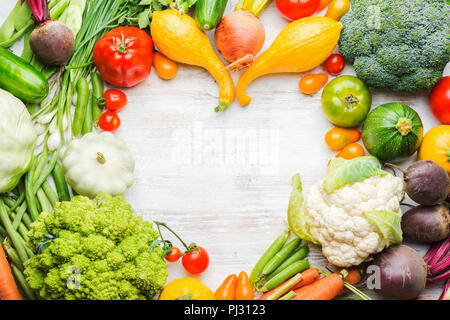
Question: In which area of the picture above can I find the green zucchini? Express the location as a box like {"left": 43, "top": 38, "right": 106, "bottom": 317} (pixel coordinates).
{"left": 0, "top": 46, "right": 48, "bottom": 103}
{"left": 195, "top": 0, "right": 228, "bottom": 31}
{"left": 362, "top": 103, "right": 424, "bottom": 163}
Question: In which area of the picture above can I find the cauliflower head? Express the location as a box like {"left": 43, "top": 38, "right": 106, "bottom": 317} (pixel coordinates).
{"left": 305, "top": 174, "right": 405, "bottom": 267}
{"left": 24, "top": 193, "right": 168, "bottom": 300}
{"left": 288, "top": 157, "right": 405, "bottom": 267}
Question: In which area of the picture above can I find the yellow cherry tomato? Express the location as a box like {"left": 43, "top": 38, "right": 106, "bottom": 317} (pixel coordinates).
{"left": 325, "top": 127, "right": 361, "bottom": 151}
{"left": 325, "top": 0, "right": 350, "bottom": 21}
{"left": 159, "top": 277, "right": 215, "bottom": 300}
{"left": 418, "top": 125, "right": 450, "bottom": 174}
{"left": 336, "top": 143, "right": 365, "bottom": 160}
{"left": 153, "top": 51, "right": 178, "bottom": 80}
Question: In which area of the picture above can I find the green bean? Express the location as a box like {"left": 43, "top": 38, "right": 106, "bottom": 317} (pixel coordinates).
{"left": 265, "top": 273, "right": 303, "bottom": 300}
{"left": 0, "top": 199, "right": 28, "bottom": 264}
{"left": 260, "top": 238, "right": 301, "bottom": 279}
{"left": 249, "top": 231, "right": 289, "bottom": 286}
{"left": 12, "top": 201, "right": 28, "bottom": 231}
{"left": 42, "top": 180, "right": 59, "bottom": 207}
{"left": 52, "top": 163, "right": 71, "bottom": 202}
{"left": 37, "top": 188, "right": 51, "bottom": 214}
{"left": 3, "top": 243, "right": 23, "bottom": 271}
{"left": 33, "top": 151, "right": 58, "bottom": 195}
{"left": 279, "top": 290, "right": 296, "bottom": 300}
{"left": 25, "top": 170, "right": 39, "bottom": 222}
{"left": 11, "top": 265, "right": 36, "bottom": 300}
{"left": 21, "top": 30, "right": 33, "bottom": 63}
{"left": 82, "top": 92, "right": 94, "bottom": 134}
{"left": 72, "top": 77, "right": 90, "bottom": 136}
{"left": 259, "top": 259, "right": 310, "bottom": 293}
{"left": 265, "top": 245, "right": 309, "bottom": 282}
{"left": 9, "top": 189, "right": 25, "bottom": 212}
{"left": 91, "top": 72, "right": 105, "bottom": 125}
{"left": 0, "top": 224, "right": 6, "bottom": 238}
{"left": 32, "top": 142, "right": 49, "bottom": 184}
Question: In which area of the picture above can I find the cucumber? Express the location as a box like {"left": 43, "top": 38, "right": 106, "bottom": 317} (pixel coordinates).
{"left": 195, "top": 0, "right": 228, "bottom": 31}
{"left": 0, "top": 46, "right": 48, "bottom": 103}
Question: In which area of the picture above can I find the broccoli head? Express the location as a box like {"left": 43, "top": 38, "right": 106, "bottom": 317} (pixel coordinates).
{"left": 339, "top": 0, "right": 450, "bottom": 92}
{"left": 24, "top": 193, "right": 168, "bottom": 300}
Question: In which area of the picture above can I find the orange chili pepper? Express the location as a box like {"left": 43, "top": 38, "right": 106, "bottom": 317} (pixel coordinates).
{"left": 215, "top": 274, "right": 238, "bottom": 300}
{"left": 235, "top": 271, "right": 254, "bottom": 300}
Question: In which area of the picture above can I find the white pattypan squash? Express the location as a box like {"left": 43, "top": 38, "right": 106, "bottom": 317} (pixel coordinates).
{"left": 62, "top": 132, "right": 135, "bottom": 198}
{"left": 0, "top": 88, "right": 37, "bottom": 192}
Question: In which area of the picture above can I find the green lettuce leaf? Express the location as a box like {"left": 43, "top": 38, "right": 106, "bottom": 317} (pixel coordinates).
{"left": 287, "top": 174, "right": 319, "bottom": 244}
{"left": 323, "top": 156, "right": 389, "bottom": 194}
{"left": 363, "top": 210, "right": 403, "bottom": 245}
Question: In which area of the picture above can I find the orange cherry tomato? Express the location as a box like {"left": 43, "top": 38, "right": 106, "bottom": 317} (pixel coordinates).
{"left": 325, "top": 127, "right": 361, "bottom": 151}
{"left": 318, "top": 0, "right": 331, "bottom": 11}
{"left": 299, "top": 73, "right": 329, "bottom": 95}
{"left": 215, "top": 274, "right": 238, "bottom": 300}
{"left": 325, "top": 0, "right": 350, "bottom": 21}
{"left": 336, "top": 143, "right": 365, "bottom": 160}
{"left": 235, "top": 271, "right": 254, "bottom": 300}
{"left": 153, "top": 51, "right": 178, "bottom": 80}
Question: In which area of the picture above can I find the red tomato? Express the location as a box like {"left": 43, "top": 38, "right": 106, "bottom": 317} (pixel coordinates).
{"left": 430, "top": 76, "right": 450, "bottom": 124}
{"left": 93, "top": 26, "right": 153, "bottom": 87}
{"left": 165, "top": 247, "right": 181, "bottom": 262}
{"left": 182, "top": 246, "right": 209, "bottom": 275}
{"left": 99, "top": 112, "right": 121, "bottom": 132}
{"left": 104, "top": 89, "right": 128, "bottom": 113}
{"left": 276, "top": 0, "right": 321, "bottom": 21}
{"left": 324, "top": 54, "right": 345, "bottom": 75}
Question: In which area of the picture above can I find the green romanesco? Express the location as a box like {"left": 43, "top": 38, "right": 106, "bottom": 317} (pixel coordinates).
{"left": 339, "top": 0, "right": 450, "bottom": 92}
{"left": 24, "top": 193, "right": 168, "bottom": 300}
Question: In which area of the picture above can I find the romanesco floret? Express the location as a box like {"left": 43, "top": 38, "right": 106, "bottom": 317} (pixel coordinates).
{"left": 339, "top": 0, "right": 450, "bottom": 92}
{"left": 24, "top": 193, "right": 168, "bottom": 300}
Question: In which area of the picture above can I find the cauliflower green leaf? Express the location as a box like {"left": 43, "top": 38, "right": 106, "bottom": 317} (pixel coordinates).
{"left": 323, "top": 156, "right": 389, "bottom": 194}
{"left": 287, "top": 174, "right": 319, "bottom": 244}
{"left": 363, "top": 210, "right": 403, "bottom": 245}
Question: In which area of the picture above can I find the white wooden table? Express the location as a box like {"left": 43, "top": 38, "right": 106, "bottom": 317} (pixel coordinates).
{"left": 2, "top": 0, "right": 447, "bottom": 299}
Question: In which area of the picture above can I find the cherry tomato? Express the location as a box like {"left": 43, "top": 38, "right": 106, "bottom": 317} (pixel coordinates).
{"left": 182, "top": 246, "right": 209, "bottom": 275}
{"left": 323, "top": 54, "right": 345, "bottom": 75}
{"left": 317, "top": 0, "right": 331, "bottom": 11}
{"left": 325, "top": 127, "right": 361, "bottom": 151}
{"left": 153, "top": 52, "right": 178, "bottom": 80}
{"left": 276, "top": 0, "right": 321, "bottom": 21}
{"left": 104, "top": 89, "right": 128, "bottom": 113}
{"left": 215, "top": 274, "right": 238, "bottom": 300}
{"left": 165, "top": 247, "right": 181, "bottom": 262}
{"left": 235, "top": 271, "right": 254, "bottom": 300}
{"left": 430, "top": 76, "right": 450, "bottom": 124}
{"left": 98, "top": 111, "right": 121, "bottom": 132}
{"left": 325, "top": 0, "right": 350, "bottom": 21}
{"left": 336, "top": 143, "right": 365, "bottom": 160}
{"left": 299, "top": 73, "right": 329, "bottom": 95}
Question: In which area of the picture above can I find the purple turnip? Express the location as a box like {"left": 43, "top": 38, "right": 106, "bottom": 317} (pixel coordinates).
{"left": 387, "top": 160, "right": 450, "bottom": 206}
{"left": 401, "top": 205, "right": 450, "bottom": 243}
{"left": 26, "top": 0, "right": 74, "bottom": 66}
{"left": 370, "top": 245, "right": 427, "bottom": 300}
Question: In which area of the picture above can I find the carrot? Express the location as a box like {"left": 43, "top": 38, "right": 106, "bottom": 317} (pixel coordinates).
{"left": 291, "top": 273, "right": 344, "bottom": 300}
{"left": 0, "top": 244, "right": 22, "bottom": 300}
{"left": 334, "top": 267, "right": 361, "bottom": 295}
{"left": 258, "top": 268, "right": 320, "bottom": 300}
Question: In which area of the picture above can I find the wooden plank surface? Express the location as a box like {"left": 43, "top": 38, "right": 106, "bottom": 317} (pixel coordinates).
{"left": 1, "top": 0, "right": 447, "bottom": 299}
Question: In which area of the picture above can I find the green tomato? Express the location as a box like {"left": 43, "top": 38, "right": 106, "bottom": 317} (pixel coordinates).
{"left": 321, "top": 75, "right": 372, "bottom": 127}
